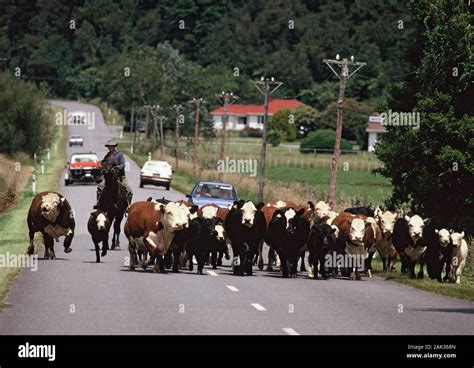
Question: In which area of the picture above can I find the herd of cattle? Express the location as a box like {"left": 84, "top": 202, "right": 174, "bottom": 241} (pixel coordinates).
{"left": 26, "top": 191, "right": 469, "bottom": 284}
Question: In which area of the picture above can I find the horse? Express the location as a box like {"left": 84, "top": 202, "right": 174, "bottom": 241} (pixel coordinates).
{"left": 96, "top": 163, "right": 128, "bottom": 250}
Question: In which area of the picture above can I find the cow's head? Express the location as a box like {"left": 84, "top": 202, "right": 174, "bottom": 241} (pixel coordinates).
{"left": 435, "top": 228, "right": 451, "bottom": 247}
{"left": 159, "top": 202, "right": 190, "bottom": 231}
{"left": 212, "top": 221, "right": 226, "bottom": 242}
{"left": 286, "top": 208, "right": 305, "bottom": 233}
{"left": 40, "top": 192, "right": 65, "bottom": 223}
{"left": 450, "top": 231, "right": 465, "bottom": 247}
{"left": 201, "top": 205, "right": 218, "bottom": 220}
{"left": 378, "top": 211, "right": 398, "bottom": 236}
{"left": 349, "top": 218, "right": 369, "bottom": 245}
{"left": 91, "top": 210, "right": 108, "bottom": 231}
{"left": 241, "top": 201, "right": 259, "bottom": 227}
{"left": 314, "top": 223, "right": 337, "bottom": 247}
{"left": 405, "top": 215, "right": 429, "bottom": 241}
{"left": 314, "top": 201, "right": 331, "bottom": 218}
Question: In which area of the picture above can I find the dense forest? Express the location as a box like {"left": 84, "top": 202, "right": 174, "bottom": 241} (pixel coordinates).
{"left": 0, "top": 0, "right": 414, "bottom": 145}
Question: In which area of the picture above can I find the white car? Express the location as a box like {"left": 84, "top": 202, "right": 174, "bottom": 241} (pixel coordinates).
{"left": 140, "top": 160, "right": 172, "bottom": 190}
{"left": 69, "top": 135, "right": 83, "bottom": 147}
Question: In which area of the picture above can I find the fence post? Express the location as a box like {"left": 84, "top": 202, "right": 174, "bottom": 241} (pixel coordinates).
{"left": 40, "top": 160, "right": 45, "bottom": 174}
{"left": 32, "top": 174, "right": 36, "bottom": 195}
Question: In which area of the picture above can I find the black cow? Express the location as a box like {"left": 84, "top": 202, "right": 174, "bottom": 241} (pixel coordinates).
{"left": 307, "top": 223, "right": 337, "bottom": 279}
{"left": 423, "top": 226, "right": 453, "bottom": 283}
{"left": 87, "top": 210, "right": 111, "bottom": 263}
{"left": 225, "top": 200, "right": 266, "bottom": 276}
{"left": 265, "top": 208, "right": 310, "bottom": 278}
{"left": 392, "top": 215, "right": 429, "bottom": 279}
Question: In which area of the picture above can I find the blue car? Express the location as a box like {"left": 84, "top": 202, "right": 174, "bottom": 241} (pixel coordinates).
{"left": 186, "top": 181, "right": 239, "bottom": 208}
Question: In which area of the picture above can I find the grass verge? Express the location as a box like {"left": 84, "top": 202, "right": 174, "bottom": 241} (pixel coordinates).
{"left": 0, "top": 107, "right": 67, "bottom": 307}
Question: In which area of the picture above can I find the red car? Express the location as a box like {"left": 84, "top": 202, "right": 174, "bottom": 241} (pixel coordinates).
{"left": 65, "top": 152, "right": 102, "bottom": 185}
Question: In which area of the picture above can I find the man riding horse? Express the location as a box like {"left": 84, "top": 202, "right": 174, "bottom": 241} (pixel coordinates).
{"left": 96, "top": 140, "right": 133, "bottom": 207}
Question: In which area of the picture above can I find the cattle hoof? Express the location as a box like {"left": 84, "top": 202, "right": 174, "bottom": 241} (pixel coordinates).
{"left": 114, "top": 245, "right": 121, "bottom": 250}
{"left": 64, "top": 247, "right": 72, "bottom": 253}
{"left": 350, "top": 272, "right": 356, "bottom": 281}
{"left": 26, "top": 246, "right": 34, "bottom": 255}
{"left": 258, "top": 261, "right": 264, "bottom": 271}
{"left": 356, "top": 273, "right": 362, "bottom": 281}
{"left": 417, "top": 272, "right": 424, "bottom": 279}
{"left": 224, "top": 253, "right": 230, "bottom": 260}
{"left": 367, "top": 270, "right": 372, "bottom": 278}
{"left": 96, "top": 259, "right": 101, "bottom": 263}
{"left": 266, "top": 266, "right": 274, "bottom": 272}
{"left": 172, "top": 268, "right": 179, "bottom": 273}
{"left": 212, "top": 265, "right": 217, "bottom": 270}
{"left": 101, "top": 250, "right": 107, "bottom": 257}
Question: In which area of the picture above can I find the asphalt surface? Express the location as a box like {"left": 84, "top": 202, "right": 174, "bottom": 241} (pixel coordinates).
{"left": 0, "top": 101, "right": 473, "bottom": 335}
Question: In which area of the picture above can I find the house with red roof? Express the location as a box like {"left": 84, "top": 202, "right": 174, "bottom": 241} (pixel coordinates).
{"left": 210, "top": 98, "right": 303, "bottom": 131}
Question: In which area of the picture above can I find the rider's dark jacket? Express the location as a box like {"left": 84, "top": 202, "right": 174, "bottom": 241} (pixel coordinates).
{"left": 101, "top": 149, "right": 126, "bottom": 177}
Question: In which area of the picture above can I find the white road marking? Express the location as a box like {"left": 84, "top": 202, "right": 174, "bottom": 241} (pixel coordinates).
{"left": 207, "top": 270, "right": 218, "bottom": 277}
{"left": 251, "top": 303, "right": 266, "bottom": 311}
{"left": 226, "top": 285, "right": 239, "bottom": 292}
{"left": 282, "top": 328, "right": 300, "bottom": 336}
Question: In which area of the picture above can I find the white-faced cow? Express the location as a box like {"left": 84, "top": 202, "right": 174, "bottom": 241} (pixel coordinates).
{"left": 392, "top": 214, "right": 430, "bottom": 279}
{"left": 374, "top": 208, "right": 399, "bottom": 272}
{"left": 331, "top": 212, "right": 377, "bottom": 280}
{"left": 87, "top": 210, "right": 111, "bottom": 263}
{"left": 449, "top": 231, "right": 468, "bottom": 284}
{"left": 26, "top": 191, "right": 75, "bottom": 259}
{"left": 225, "top": 200, "right": 266, "bottom": 276}
{"left": 125, "top": 200, "right": 191, "bottom": 273}
{"left": 424, "top": 226, "right": 453, "bottom": 282}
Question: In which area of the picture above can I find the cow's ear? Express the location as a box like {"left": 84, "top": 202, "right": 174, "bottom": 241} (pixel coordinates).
{"left": 365, "top": 222, "right": 372, "bottom": 228}
{"left": 449, "top": 229, "right": 454, "bottom": 234}
{"left": 296, "top": 208, "right": 305, "bottom": 216}
{"left": 460, "top": 231, "right": 465, "bottom": 238}
{"left": 159, "top": 204, "right": 166, "bottom": 213}
{"left": 435, "top": 229, "right": 439, "bottom": 234}
{"left": 423, "top": 218, "right": 431, "bottom": 225}
{"left": 404, "top": 215, "right": 411, "bottom": 222}
{"left": 158, "top": 222, "right": 164, "bottom": 231}
{"left": 330, "top": 226, "right": 337, "bottom": 234}
{"left": 256, "top": 202, "right": 265, "bottom": 210}
{"left": 190, "top": 205, "right": 198, "bottom": 214}
{"left": 307, "top": 201, "right": 315, "bottom": 210}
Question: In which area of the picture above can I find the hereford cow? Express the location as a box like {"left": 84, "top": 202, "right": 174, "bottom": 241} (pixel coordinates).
{"left": 449, "top": 231, "right": 468, "bottom": 284}
{"left": 264, "top": 207, "right": 310, "bottom": 278}
{"left": 225, "top": 200, "right": 266, "bottom": 276}
{"left": 392, "top": 214, "right": 430, "bottom": 279}
{"left": 26, "top": 191, "right": 75, "bottom": 259}
{"left": 331, "top": 212, "right": 377, "bottom": 280}
{"left": 344, "top": 206, "right": 375, "bottom": 218}
{"left": 125, "top": 200, "right": 192, "bottom": 272}
{"left": 197, "top": 204, "right": 229, "bottom": 269}
{"left": 87, "top": 210, "right": 111, "bottom": 263}
{"left": 374, "top": 208, "right": 398, "bottom": 272}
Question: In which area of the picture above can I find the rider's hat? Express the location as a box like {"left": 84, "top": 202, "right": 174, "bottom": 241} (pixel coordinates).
{"left": 105, "top": 139, "right": 118, "bottom": 147}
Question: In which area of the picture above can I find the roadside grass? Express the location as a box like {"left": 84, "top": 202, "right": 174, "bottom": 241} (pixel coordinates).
{"left": 0, "top": 107, "right": 67, "bottom": 307}
{"left": 371, "top": 249, "right": 474, "bottom": 302}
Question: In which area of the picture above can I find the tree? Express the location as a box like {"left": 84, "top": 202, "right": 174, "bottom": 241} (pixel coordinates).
{"left": 375, "top": 0, "right": 474, "bottom": 234}
{"left": 300, "top": 129, "right": 352, "bottom": 153}
{"left": 268, "top": 108, "right": 297, "bottom": 142}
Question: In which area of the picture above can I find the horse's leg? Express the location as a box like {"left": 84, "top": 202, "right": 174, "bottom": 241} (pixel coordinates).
{"left": 114, "top": 214, "right": 123, "bottom": 249}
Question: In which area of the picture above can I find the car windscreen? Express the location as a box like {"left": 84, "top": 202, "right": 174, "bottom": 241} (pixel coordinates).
{"left": 194, "top": 184, "right": 236, "bottom": 200}
{"left": 71, "top": 154, "right": 97, "bottom": 163}
{"left": 143, "top": 162, "right": 171, "bottom": 174}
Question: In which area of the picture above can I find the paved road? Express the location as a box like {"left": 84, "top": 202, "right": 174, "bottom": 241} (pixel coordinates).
{"left": 1, "top": 101, "right": 473, "bottom": 335}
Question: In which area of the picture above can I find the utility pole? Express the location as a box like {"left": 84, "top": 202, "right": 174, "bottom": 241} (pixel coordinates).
{"left": 131, "top": 106, "right": 136, "bottom": 147}
{"left": 323, "top": 55, "right": 366, "bottom": 208}
{"left": 189, "top": 98, "right": 206, "bottom": 178}
{"left": 253, "top": 77, "right": 282, "bottom": 203}
{"left": 158, "top": 115, "right": 166, "bottom": 158}
{"left": 216, "top": 92, "right": 238, "bottom": 182}
{"left": 172, "top": 104, "right": 184, "bottom": 170}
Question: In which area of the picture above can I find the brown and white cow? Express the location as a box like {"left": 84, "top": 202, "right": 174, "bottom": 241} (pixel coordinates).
{"left": 125, "top": 200, "right": 192, "bottom": 272}
{"left": 26, "top": 191, "right": 75, "bottom": 259}
{"left": 374, "top": 208, "right": 399, "bottom": 272}
{"left": 331, "top": 212, "right": 378, "bottom": 280}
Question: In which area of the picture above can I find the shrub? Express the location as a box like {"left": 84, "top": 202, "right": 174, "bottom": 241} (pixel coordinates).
{"left": 300, "top": 129, "right": 352, "bottom": 153}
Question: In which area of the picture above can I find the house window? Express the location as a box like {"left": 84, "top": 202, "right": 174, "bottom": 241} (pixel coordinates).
{"left": 238, "top": 117, "right": 247, "bottom": 125}
{"left": 258, "top": 115, "right": 264, "bottom": 124}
